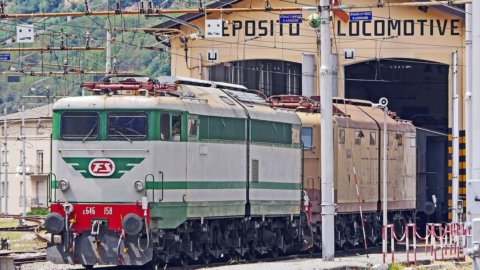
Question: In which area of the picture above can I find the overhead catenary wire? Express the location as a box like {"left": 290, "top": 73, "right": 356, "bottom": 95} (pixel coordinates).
{"left": 0, "top": 0, "right": 470, "bottom": 19}
{"left": 0, "top": 2, "right": 468, "bottom": 83}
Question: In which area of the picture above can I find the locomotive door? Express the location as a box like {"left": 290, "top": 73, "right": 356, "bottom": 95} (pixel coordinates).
{"left": 158, "top": 112, "right": 187, "bottom": 204}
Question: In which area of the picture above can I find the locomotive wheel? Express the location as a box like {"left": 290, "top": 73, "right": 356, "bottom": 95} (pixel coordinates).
{"left": 244, "top": 244, "right": 256, "bottom": 260}
{"left": 200, "top": 252, "right": 211, "bottom": 264}
{"left": 177, "top": 253, "right": 189, "bottom": 267}
{"left": 270, "top": 247, "right": 281, "bottom": 258}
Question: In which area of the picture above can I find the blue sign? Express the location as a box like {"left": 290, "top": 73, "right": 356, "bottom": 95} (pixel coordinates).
{"left": 349, "top": 11, "right": 372, "bottom": 22}
{"left": 279, "top": 14, "right": 303, "bottom": 24}
{"left": 0, "top": 53, "right": 10, "bottom": 61}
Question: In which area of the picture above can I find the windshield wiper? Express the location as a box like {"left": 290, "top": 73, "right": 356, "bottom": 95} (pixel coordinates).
{"left": 82, "top": 122, "right": 98, "bottom": 143}
{"left": 112, "top": 128, "right": 132, "bottom": 142}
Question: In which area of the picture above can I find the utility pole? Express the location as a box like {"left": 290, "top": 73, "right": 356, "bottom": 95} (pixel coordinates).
{"left": 20, "top": 105, "right": 26, "bottom": 226}
{"left": 382, "top": 102, "right": 388, "bottom": 258}
{"left": 2, "top": 108, "right": 7, "bottom": 214}
{"left": 319, "top": 0, "right": 335, "bottom": 261}
{"left": 466, "top": 1, "right": 480, "bottom": 269}
{"left": 106, "top": 29, "right": 112, "bottom": 74}
{"left": 106, "top": 11, "right": 113, "bottom": 75}
{"left": 452, "top": 51, "right": 459, "bottom": 223}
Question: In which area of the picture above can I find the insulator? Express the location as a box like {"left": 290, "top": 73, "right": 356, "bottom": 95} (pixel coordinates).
{"left": 139, "top": 1, "right": 145, "bottom": 14}
{"left": 199, "top": 0, "right": 204, "bottom": 11}
{"left": 115, "top": 0, "right": 121, "bottom": 15}
{"left": 265, "top": 0, "right": 271, "bottom": 11}
{"left": 84, "top": 0, "right": 91, "bottom": 14}
{"left": 85, "top": 31, "right": 91, "bottom": 49}
{"left": 0, "top": 0, "right": 6, "bottom": 18}
{"left": 60, "top": 29, "right": 65, "bottom": 49}
{"left": 112, "top": 57, "right": 118, "bottom": 72}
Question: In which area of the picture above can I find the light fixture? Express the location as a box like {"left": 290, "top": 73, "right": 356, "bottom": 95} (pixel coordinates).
{"left": 58, "top": 179, "right": 69, "bottom": 191}
{"left": 134, "top": 180, "right": 144, "bottom": 192}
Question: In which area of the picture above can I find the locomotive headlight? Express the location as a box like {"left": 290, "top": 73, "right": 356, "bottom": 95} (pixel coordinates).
{"left": 134, "top": 180, "right": 144, "bottom": 192}
{"left": 58, "top": 179, "right": 69, "bottom": 191}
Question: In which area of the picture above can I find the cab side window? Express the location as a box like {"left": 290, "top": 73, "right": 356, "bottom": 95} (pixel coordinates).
{"left": 171, "top": 114, "right": 182, "bottom": 141}
{"left": 160, "top": 113, "right": 183, "bottom": 141}
{"left": 160, "top": 113, "right": 170, "bottom": 141}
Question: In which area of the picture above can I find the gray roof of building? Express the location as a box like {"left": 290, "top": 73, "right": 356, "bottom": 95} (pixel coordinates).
{"left": 414, "top": 0, "right": 465, "bottom": 19}
{"left": 150, "top": 0, "right": 241, "bottom": 30}
{"left": 6, "top": 104, "right": 53, "bottom": 121}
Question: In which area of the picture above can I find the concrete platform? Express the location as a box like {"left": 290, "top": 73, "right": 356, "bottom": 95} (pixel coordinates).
{"left": 202, "top": 248, "right": 471, "bottom": 270}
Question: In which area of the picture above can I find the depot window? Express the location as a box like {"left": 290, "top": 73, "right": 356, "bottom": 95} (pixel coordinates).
{"left": 61, "top": 112, "right": 99, "bottom": 140}
{"left": 301, "top": 127, "right": 313, "bottom": 150}
{"left": 107, "top": 112, "right": 147, "bottom": 140}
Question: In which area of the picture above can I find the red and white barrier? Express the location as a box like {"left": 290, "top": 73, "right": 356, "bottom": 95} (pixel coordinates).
{"left": 382, "top": 222, "right": 467, "bottom": 265}
{"left": 382, "top": 224, "right": 395, "bottom": 263}
{"left": 405, "top": 223, "right": 417, "bottom": 265}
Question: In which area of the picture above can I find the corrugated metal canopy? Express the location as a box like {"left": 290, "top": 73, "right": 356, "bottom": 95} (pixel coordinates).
{"left": 413, "top": 0, "right": 465, "bottom": 19}
{"left": 151, "top": 0, "right": 241, "bottom": 30}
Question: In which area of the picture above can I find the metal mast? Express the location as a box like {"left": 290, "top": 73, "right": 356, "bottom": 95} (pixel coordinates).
{"left": 452, "top": 51, "right": 459, "bottom": 223}
{"left": 382, "top": 104, "right": 388, "bottom": 256}
{"left": 106, "top": 29, "right": 112, "bottom": 73}
{"left": 319, "top": 0, "right": 335, "bottom": 261}
{"left": 2, "top": 108, "right": 7, "bottom": 214}
{"left": 467, "top": 1, "right": 480, "bottom": 269}
{"left": 21, "top": 105, "right": 27, "bottom": 225}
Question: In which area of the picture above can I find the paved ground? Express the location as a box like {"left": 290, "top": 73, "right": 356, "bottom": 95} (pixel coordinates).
{"left": 13, "top": 243, "right": 473, "bottom": 269}
{"left": 202, "top": 248, "right": 472, "bottom": 270}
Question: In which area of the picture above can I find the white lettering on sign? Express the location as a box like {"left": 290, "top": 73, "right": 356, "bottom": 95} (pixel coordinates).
{"left": 88, "top": 158, "right": 116, "bottom": 177}
{"left": 104, "top": 207, "right": 113, "bottom": 215}
{"left": 206, "top": 19, "right": 223, "bottom": 38}
{"left": 207, "top": 49, "right": 219, "bottom": 63}
{"left": 83, "top": 207, "right": 96, "bottom": 215}
{"left": 16, "top": 25, "right": 34, "bottom": 43}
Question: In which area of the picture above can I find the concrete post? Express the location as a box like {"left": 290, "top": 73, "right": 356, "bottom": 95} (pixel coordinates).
{"left": 319, "top": 0, "right": 335, "bottom": 261}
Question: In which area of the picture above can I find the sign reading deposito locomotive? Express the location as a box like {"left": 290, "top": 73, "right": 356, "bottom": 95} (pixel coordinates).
{"left": 222, "top": 20, "right": 300, "bottom": 37}
{"left": 336, "top": 18, "right": 461, "bottom": 37}
{"left": 89, "top": 159, "right": 116, "bottom": 177}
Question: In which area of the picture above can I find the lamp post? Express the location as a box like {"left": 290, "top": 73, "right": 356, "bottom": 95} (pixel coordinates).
{"left": 372, "top": 97, "right": 389, "bottom": 257}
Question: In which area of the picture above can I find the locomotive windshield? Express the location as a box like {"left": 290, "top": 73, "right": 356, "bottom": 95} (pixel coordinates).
{"left": 61, "top": 112, "right": 99, "bottom": 140}
{"left": 107, "top": 112, "right": 147, "bottom": 141}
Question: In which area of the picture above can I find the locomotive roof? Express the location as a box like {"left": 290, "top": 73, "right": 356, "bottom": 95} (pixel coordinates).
{"left": 296, "top": 101, "right": 415, "bottom": 132}
{"left": 53, "top": 83, "right": 300, "bottom": 125}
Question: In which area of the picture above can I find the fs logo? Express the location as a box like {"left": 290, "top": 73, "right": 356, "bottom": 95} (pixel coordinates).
{"left": 63, "top": 157, "right": 144, "bottom": 179}
{"left": 88, "top": 159, "right": 116, "bottom": 177}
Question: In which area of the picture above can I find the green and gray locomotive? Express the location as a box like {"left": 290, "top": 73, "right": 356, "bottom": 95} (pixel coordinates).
{"left": 45, "top": 76, "right": 308, "bottom": 268}
{"left": 45, "top": 76, "right": 417, "bottom": 268}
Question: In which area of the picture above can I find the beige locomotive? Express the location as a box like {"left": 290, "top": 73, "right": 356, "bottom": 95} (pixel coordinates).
{"left": 270, "top": 96, "right": 416, "bottom": 248}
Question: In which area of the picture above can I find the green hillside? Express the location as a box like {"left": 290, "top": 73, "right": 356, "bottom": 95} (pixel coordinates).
{"left": 0, "top": 0, "right": 206, "bottom": 113}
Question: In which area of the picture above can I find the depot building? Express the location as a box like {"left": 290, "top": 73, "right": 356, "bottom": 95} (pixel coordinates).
{"left": 153, "top": 0, "right": 467, "bottom": 221}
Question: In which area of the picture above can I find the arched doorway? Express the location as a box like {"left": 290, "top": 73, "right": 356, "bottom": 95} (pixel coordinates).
{"left": 345, "top": 58, "right": 450, "bottom": 223}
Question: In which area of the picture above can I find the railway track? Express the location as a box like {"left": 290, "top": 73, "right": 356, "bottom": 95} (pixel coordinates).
{"left": 0, "top": 251, "right": 47, "bottom": 270}
{"left": 0, "top": 214, "right": 49, "bottom": 243}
